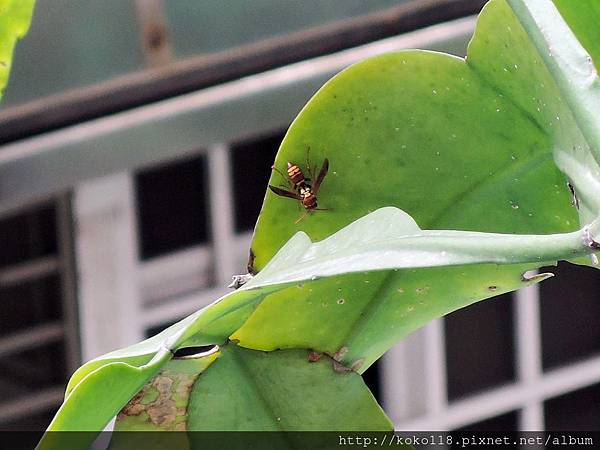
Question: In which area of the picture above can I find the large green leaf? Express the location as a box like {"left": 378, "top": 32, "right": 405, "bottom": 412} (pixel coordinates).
{"left": 186, "top": 344, "right": 391, "bottom": 432}
{"left": 0, "top": 0, "right": 35, "bottom": 100}
{"left": 244, "top": 0, "right": 600, "bottom": 369}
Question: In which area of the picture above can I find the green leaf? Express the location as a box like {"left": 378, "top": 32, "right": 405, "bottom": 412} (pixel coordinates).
{"left": 502, "top": 0, "right": 600, "bottom": 223}
{"left": 63, "top": 287, "right": 279, "bottom": 397}
{"left": 186, "top": 344, "right": 392, "bottom": 432}
{"left": 234, "top": 207, "right": 588, "bottom": 369}
{"left": 243, "top": 0, "right": 600, "bottom": 369}
{"left": 553, "top": 0, "right": 600, "bottom": 69}
{"left": 38, "top": 348, "right": 171, "bottom": 450}
{"left": 0, "top": 0, "right": 35, "bottom": 100}
{"left": 108, "top": 352, "right": 219, "bottom": 450}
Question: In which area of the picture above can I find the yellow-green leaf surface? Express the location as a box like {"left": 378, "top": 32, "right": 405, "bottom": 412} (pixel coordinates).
{"left": 186, "top": 345, "right": 391, "bottom": 432}
{"left": 243, "top": 0, "right": 600, "bottom": 370}
{"left": 552, "top": 0, "right": 600, "bottom": 70}
{"left": 0, "top": 0, "right": 35, "bottom": 100}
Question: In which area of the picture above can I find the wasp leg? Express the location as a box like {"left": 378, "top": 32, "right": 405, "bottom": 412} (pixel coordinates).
{"left": 306, "top": 146, "right": 317, "bottom": 181}
{"left": 295, "top": 210, "right": 310, "bottom": 224}
{"left": 271, "top": 165, "right": 293, "bottom": 188}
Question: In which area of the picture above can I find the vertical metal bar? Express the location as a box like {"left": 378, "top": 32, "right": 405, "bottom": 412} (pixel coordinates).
{"left": 55, "top": 195, "right": 81, "bottom": 372}
{"left": 515, "top": 282, "right": 544, "bottom": 430}
{"left": 207, "top": 143, "right": 237, "bottom": 285}
{"left": 424, "top": 318, "right": 448, "bottom": 415}
{"left": 380, "top": 328, "right": 429, "bottom": 425}
{"left": 74, "top": 173, "right": 144, "bottom": 361}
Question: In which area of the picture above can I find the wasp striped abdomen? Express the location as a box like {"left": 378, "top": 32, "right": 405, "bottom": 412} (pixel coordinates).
{"left": 287, "top": 162, "right": 305, "bottom": 186}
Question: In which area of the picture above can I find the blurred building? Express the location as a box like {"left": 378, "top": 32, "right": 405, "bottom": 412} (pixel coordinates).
{"left": 0, "top": 0, "right": 598, "bottom": 432}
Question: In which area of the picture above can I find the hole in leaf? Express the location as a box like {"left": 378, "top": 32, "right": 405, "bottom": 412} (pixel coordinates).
{"left": 173, "top": 345, "right": 219, "bottom": 359}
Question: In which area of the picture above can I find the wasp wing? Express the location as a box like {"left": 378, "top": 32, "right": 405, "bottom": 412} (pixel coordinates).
{"left": 269, "top": 185, "right": 301, "bottom": 200}
{"left": 312, "top": 158, "right": 329, "bottom": 194}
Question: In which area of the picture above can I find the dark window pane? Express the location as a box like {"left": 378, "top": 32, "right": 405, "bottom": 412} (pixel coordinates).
{"left": 362, "top": 360, "right": 380, "bottom": 403}
{"left": 545, "top": 383, "right": 600, "bottom": 430}
{"left": 445, "top": 294, "right": 515, "bottom": 401}
{"left": 0, "top": 407, "right": 56, "bottom": 433}
{"left": 231, "top": 130, "right": 285, "bottom": 232}
{"left": 0, "top": 203, "right": 57, "bottom": 269}
{"left": 451, "top": 411, "right": 520, "bottom": 450}
{"left": 454, "top": 410, "right": 519, "bottom": 432}
{"left": 539, "top": 262, "right": 600, "bottom": 370}
{"left": 0, "top": 341, "right": 67, "bottom": 403}
{"left": 136, "top": 154, "right": 208, "bottom": 259}
{"left": 0, "top": 275, "right": 62, "bottom": 337}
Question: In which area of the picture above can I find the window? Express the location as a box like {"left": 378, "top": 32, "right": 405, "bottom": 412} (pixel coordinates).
{"left": 545, "top": 382, "right": 600, "bottom": 431}
{"left": 0, "top": 199, "right": 78, "bottom": 430}
{"left": 540, "top": 262, "right": 600, "bottom": 370}
{"left": 136, "top": 153, "right": 209, "bottom": 260}
{"left": 445, "top": 294, "right": 515, "bottom": 401}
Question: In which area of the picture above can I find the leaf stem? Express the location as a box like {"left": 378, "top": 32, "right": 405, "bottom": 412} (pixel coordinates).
{"left": 246, "top": 209, "right": 600, "bottom": 289}
{"left": 507, "top": 0, "right": 600, "bottom": 166}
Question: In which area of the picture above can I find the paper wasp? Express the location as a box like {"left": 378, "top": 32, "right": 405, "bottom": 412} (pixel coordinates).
{"left": 269, "top": 149, "right": 329, "bottom": 223}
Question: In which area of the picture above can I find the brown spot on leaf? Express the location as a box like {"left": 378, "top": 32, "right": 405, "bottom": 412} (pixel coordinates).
{"left": 247, "top": 248, "right": 257, "bottom": 274}
{"left": 333, "top": 346, "right": 348, "bottom": 361}
{"left": 332, "top": 360, "right": 352, "bottom": 373}
{"left": 118, "top": 367, "right": 200, "bottom": 430}
{"left": 307, "top": 351, "right": 322, "bottom": 362}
